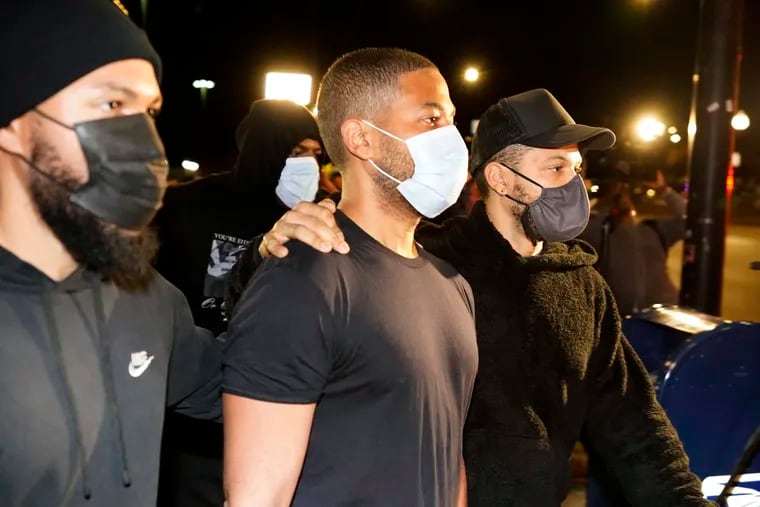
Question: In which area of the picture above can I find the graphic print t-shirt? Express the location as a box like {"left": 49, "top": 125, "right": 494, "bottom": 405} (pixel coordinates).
{"left": 204, "top": 233, "right": 250, "bottom": 301}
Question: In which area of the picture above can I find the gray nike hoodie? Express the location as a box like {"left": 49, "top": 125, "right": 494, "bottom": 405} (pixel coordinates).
{"left": 0, "top": 245, "right": 222, "bottom": 506}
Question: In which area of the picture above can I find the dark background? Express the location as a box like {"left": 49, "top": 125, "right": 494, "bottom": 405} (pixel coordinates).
{"left": 120, "top": 0, "right": 760, "bottom": 176}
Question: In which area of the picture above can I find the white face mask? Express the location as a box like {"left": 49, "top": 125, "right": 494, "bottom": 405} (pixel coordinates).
{"left": 275, "top": 156, "right": 320, "bottom": 209}
{"left": 362, "top": 121, "right": 469, "bottom": 218}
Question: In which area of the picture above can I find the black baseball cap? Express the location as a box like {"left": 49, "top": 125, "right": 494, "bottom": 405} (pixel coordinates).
{"left": 469, "top": 89, "right": 616, "bottom": 174}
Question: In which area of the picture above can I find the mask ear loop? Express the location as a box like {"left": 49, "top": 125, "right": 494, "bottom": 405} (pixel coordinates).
{"left": 361, "top": 120, "right": 407, "bottom": 185}
{"left": 33, "top": 109, "right": 76, "bottom": 131}
{"left": 0, "top": 108, "right": 76, "bottom": 183}
{"left": 485, "top": 162, "right": 541, "bottom": 207}
{"left": 498, "top": 162, "right": 544, "bottom": 189}
{"left": 361, "top": 120, "right": 406, "bottom": 143}
{"left": 0, "top": 144, "right": 76, "bottom": 191}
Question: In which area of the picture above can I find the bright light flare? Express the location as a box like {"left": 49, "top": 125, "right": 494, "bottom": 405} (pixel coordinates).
{"left": 181, "top": 160, "right": 200, "bottom": 172}
{"left": 635, "top": 116, "right": 666, "bottom": 142}
{"left": 731, "top": 110, "right": 750, "bottom": 130}
{"left": 464, "top": 67, "right": 479, "bottom": 83}
{"left": 192, "top": 79, "right": 215, "bottom": 89}
{"left": 265, "top": 72, "right": 313, "bottom": 106}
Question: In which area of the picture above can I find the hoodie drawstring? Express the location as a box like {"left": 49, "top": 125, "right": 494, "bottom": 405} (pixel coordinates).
{"left": 92, "top": 282, "right": 132, "bottom": 488}
{"left": 42, "top": 291, "right": 92, "bottom": 500}
{"left": 41, "top": 282, "right": 133, "bottom": 501}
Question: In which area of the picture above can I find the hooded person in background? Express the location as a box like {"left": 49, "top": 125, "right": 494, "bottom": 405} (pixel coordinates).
{"left": 152, "top": 98, "right": 323, "bottom": 507}
{"left": 0, "top": 1, "right": 221, "bottom": 506}
{"left": 154, "top": 99, "right": 324, "bottom": 336}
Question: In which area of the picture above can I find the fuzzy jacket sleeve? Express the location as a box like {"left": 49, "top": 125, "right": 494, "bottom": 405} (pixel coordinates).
{"left": 583, "top": 282, "right": 714, "bottom": 506}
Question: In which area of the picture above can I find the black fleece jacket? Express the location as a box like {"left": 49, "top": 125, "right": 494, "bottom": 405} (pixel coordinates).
{"left": 417, "top": 202, "right": 709, "bottom": 506}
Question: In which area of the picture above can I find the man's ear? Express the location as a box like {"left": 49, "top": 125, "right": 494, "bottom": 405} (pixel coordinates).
{"left": 0, "top": 117, "right": 28, "bottom": 156}
{"left": 341, "top": 119, "right": 374, "bottom": 161}
{"left": 483, "top": 161, "right": 510, "bottom": 195}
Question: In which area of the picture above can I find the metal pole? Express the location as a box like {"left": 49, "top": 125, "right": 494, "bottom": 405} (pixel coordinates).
{"left": 679, "top": 0, "right": 744, "bottom": 315}
{"left": 200, "top": 87, "right": 208, "bottom": 110}
{"left": 140, "top": 0, "right": 148, "bottom": 28}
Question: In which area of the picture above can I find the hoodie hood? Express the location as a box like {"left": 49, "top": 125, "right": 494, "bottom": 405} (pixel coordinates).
{"left": 0, "top": 244, "right": 99, "bottom": 294}
{"left": 520, "top": 239, "right": 598, "bottom": 271}
{"left": 233, "top": 99, "right": 322, "bottom": 190}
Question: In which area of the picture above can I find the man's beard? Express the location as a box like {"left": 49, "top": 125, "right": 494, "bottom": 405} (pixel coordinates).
{"left": 370, "top": 135, "right": 418, "bottom": 218}
{"left": 509, "top": 180, "right": 539, "bottom": 242}
{"left": 27, "top": 125, "right": 158, "bottom": 290}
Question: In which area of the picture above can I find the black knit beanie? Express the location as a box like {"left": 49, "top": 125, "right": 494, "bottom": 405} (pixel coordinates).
{"left": 1, "top": 0, "right": 162, "bottom": 126}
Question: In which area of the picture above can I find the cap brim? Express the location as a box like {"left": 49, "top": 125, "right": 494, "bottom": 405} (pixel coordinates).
{"left": 523, "top": 124, "right": 616, "bottom": 152}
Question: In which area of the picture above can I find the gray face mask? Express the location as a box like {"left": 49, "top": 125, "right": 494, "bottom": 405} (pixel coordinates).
{"left": 498, "top": 164, "right": 590, "bottom": 243}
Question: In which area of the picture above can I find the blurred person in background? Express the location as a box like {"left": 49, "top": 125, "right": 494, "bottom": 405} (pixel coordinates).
{"left": 580, "top": 162, "right": 687, "bottom": 315}
{"left": 153, "top": 98, "right": 324, "bottom": 507}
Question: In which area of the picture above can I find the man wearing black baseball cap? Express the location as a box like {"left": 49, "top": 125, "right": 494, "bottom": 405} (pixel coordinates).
{"left": 0, "top": 1, "right": 221, "bottom": 506}
{"left": 230, "top": 88, "right": 711, "bottom": 506}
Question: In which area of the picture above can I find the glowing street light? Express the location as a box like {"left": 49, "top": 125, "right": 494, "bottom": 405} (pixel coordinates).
{"left": 464, "top": 67, "right": 480, "bottom": 83}
{"left": 264, "top": 72, "right": 313, "bottom": 106}
{"left": 181, "top": 160, "right": 200, "bottom": 172}
{"left": 731, "top": 110, "right": 750, "bottom": 130}
{"left": 687, "top": 119, "right": 697, "bottom": 137}
{"left": 192, "top": 79, "right": 215, "bottom": 108}
{"left": 635, "top": 116, "right": 666, "bottom": 142}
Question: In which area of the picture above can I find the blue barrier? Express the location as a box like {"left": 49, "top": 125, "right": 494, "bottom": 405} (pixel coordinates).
{"left": 588, "top": 306, "right": 760, "bottom": 506}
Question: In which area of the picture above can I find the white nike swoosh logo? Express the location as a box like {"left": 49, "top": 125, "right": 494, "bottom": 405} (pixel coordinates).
{"left": 128, "top": 356, "right": 155, "bottom": 378}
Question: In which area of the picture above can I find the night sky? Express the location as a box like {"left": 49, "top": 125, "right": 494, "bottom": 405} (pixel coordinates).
{"left": 120, "top": 0, "right": 760, "bottom": 173}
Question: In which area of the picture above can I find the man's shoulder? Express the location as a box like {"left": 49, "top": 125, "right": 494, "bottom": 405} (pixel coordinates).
{"left": 418, "top": 248, "right": 475, "bottom": 311}
{"left": 108, "top": 269, "right": 186, "bottom": 309}
{"left": 257, "top": 240, "right": 353, "bottom": 289}
{"left": 420, "top": 247, "right": 468, "bottom": 283}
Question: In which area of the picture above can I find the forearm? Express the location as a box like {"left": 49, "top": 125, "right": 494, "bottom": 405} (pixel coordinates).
{"left": 171, "top": 366, "right": 222, "bottom": 420}
{"left": 225, "top": 473, "right": 294, "bottom": 507}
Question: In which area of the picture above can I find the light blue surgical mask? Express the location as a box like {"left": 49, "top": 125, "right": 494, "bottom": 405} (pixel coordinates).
{"left": 275, "top": 156, "right": 320, "bottom": 208}
{"left": 362, "top": 121, "right": 469, "bottom": 218}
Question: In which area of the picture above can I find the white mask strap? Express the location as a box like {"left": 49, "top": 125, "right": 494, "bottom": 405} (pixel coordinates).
{"left": 361, "top": 120, "right": 405, "bottom": 143}
{"left": 368, "top": 159, "right": 403, "bottom": 184}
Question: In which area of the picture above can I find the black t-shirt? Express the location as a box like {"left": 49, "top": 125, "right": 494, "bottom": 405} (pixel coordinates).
{"left": 223, "top": 211, "right": 478, "bottom": 507}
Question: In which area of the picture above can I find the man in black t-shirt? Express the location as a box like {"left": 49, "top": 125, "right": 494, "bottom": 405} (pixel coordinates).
{"left": 222, "top": 47, "right": 478, "bottom": 506}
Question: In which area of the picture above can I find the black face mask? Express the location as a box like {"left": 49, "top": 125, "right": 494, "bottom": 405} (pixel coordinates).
{"left": 29, "top": 111, "right": 168, "bottom": 230}
{"left": 498, "top": 163, "right": 591, "bottom": 243}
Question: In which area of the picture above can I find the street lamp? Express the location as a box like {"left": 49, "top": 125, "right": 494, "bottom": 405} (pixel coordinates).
{"left": 731, "top": 110, "right": 750, "bottom": 130}
{"left": 464, "top": 67, "right": 479, "bottom": 83}
{"left": 264, "top": 72, "right": 313, "bottom": 106}
{"left": 635, "top": 116, "right": 666, "bottom": 142}
{"left": 192, "top": 79, "right": 215, "bottom": 108}
{"left": 181, "top": 160, "right": 200, "bottom": 172}
{"left": 140, "top": 0, "right": 148, "bottom": 26}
